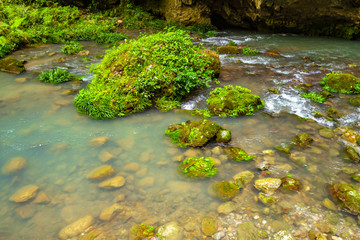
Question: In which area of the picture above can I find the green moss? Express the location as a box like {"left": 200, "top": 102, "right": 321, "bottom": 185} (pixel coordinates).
{"left": 291, "top": 133, "right": 313, "bottom": 148}
{"left": 275, "top": 144, "right": 291, "bottom": 154}
{"left": 74, "top": 30, "right": 218, "bottom": 119}
{"left": 207, "top": 85, "right": 264, "bottom": 117}
{"left": 61, "top": 41, "right": 83, "bottom": 55}
{"left": 155, "top": 97, "right": 181, "bottom": 112}
{"left": 224, "top": 147, "right": 255, "bottom": 162}
{"left": 329, "top": 183, "right": 360, "bottom": 215}
{"left": 300, "top": 91, "right": 326, "bottom": 103}
{"left": 216, "top": 129, "right": 232, "bottom": 143}
{"left": 344, "top": 146, "right": 360, "bottom": 163}
{"left": 321, "top": 72, "right": 360, "bottom": 94}
{"left": 0, "top": 57, "right": 25, "bottom": 74}
{"left": 349, "top": 98, "right": 360, "bottom": 107}
{"left": 165, "top": 119, "right": 228, "bottom": 147}
{"left": 258, "top": 192, "right": 278, "bottom": 205}
{"left": 38, "top": 68, "right": 72, "bottom": 84}
{"left": 242, "top": 47, "right": 259, "bottom": 55}
{"left": 217, "top": 45, "right": 239, "bottom": 54}
{"left": 129, "top": 224, "right": 156, "bottom": 240}
{"left": 212, "top": 181, "right": 239, "bottom": 201}
{"left": 179, "top": 157, "right": 217, "bottom": 179}
{"left": 280, "top": 176, "right": 302, "bottom": 193}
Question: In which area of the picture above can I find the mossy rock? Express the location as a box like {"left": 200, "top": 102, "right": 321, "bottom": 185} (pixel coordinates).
{"left": 129, "top": 224, "right": 156, "bottom": 240}
{"left": 349, "top": 98, "right": 360, "bottom": 106}
{"left": 258, "top": 192, "right": 278, "bottom": 205}
{"left": 280, "top": 176, "right": 302, "bottom": 193}
{"left": 275, "top": 144, "right": 291, "bottom": 154}
{"left": 73, "top": 30, "right": 218, "bottom": 120}
{"left": 224, "top": 147, "right": 255, "bottom": 162}
{"left": 216, "top": 129, "right": 232, "bottom": 143}
{"left": 321, "top": 72, "right": 360, "bottom": 94}
{"left": 211, "top": 181, "right": 239, "bottom": 201}
{"left": 178, "top": 157, "right": 217, "bottom": 178}
{"left": 291, "top": 132, "right": 313, "bottom": 148}
{"left": 233, "top": 170, "right": 255, "bottom": 188}
{"left": 201, "top": 217, "right": 217, "bottom": 236}
{"left": 0, "top": 57, "right": 25, "bottom": 74}
{"left": 165, "top": 119, "right": 230, "bottom": 147}
{"left": 319, "top": 128, "right": 335, "bottom": 139}
{"left": 254, "top": 178, "right": 282, "bottom": 194}
{"left": 344, "top": 146, "right": 360, "bottom": 163}
{"left": 199, "top": 49, "right": 221, "bottom": 77}
{"left": 207, "top": 85, "right": 264, "bottom": 117}
{"left": 236, "top": 222, "right": 258, "bottom": 240}
{"left": 217, "top": 45, "right": 239, "bottom": 54}
{"left": 329, "top": 183, "right": 360, "bottom": 215}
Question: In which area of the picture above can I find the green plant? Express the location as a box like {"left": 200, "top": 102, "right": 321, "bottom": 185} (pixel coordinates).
{"left": 229, "top": 40, "right": 237, "bottom": 46}
{"left": 94, "top": 32, "right": 127, "bottom": 44}
{"left": 242, "top": 46, "right": 259, "bottom": 55}
{"left": 179, "top": 157, "right": 217, "bottom": 178}
{"left": 61, "top": 41, "right": 83, "bottom": 55}
{"left": 38, "top": 68, "right": 72, "bottom": 84}
{"left": 224, "top": 147, "right": 256, "bottom": 161}
{"left": 321, "top": 72, "right": 360, "bottom": 94}
{"left": 74, "top": 29, "right": 217, "bottom": 119}
{"left": 300, "top": 91, "right": 326, "bottom": 103}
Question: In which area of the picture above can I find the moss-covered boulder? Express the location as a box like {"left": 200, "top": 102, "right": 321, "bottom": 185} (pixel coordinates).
{"left": 224, "top": 147, "right": 255, "bottom": 162}
{"left": 233, "top": 170, "right": 255, "bottom": 188}
{"left": 211, "top": 181, "right": 239, "bottom": 201}
{"left": 291, "top": 133, "right": 313, "bottom": 148}
{"left": 207, "top": 85, "right": 264, "bottom": 117}
{"left": 73, "top": 30, "right": 219, "bottom": 119}
{"left": 178, "top": 157, "right": 217, "bottom": 178}
{"left": 329, "top": 183, "right": 360, "bottom": 215}
{"left": 0, "top": 57, "right": 25, "bottom": 74}
{"left": 216, "top": 129, "right": 232, "bottom": 143}
{"left": 321, "top": 72, "right": 360, "bottom": 94}
{"left": 281, "top": 176, "right": 302, "bottom": 193}
{"left": 344, "top": 146, "right": 360, "bottom": 163}
{"left": 165, "top": 119, "right": 230, "bottom": 147}
{"left": 199, "top": 49, "right": 221, "bottom": 77}
{"left": 217, "top": 45, "right": 239, "bottom": 54}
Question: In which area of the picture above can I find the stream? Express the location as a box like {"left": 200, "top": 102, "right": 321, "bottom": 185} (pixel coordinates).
{"left": 1, "top": 30, "right": 360, "bottom": 239}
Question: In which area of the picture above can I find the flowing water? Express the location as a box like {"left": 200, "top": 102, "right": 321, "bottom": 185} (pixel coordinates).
{"left": 1, "top": 32, "right": 360, "bottom": 239}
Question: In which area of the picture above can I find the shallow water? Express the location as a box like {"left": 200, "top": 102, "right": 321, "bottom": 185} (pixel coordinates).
{"left": 1, "top": 32, "right": 360, "bottom": 239}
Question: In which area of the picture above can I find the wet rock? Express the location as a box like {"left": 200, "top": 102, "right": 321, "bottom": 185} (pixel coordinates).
{"left": 290, "top": 153, "right": 307, "bottom": 166}
{"left": 199, "top": 49, "right": 221, "bottom": 77}
{"left": 123, "top": 163, "right": 140, "bottom": 172}
{"left": 275, "top": 144, "right": 291, "bottom": 154}
{"left": 273, "top": 230, "right": 293, "bottom": 240}
{"left": 0, "top": 57, "right": 25, "bottom": 74}
{"left": 344, "top": 146, "right": 360, "bottom": 163}
{"left": 99, "top": 203, "right": 122, "bottom": 221}
{"left": 58, "top": 215, "right": 94, "bottom": 240}
{"left": 9, "top": 185, "right": 39, "bottom": 203}
{"left": 216, "top": 129, "right": 232, "bottom": 143}
{"left": 33, "top": 191, "right": 50, "bottom": 204}
{"left": 224, "top": 147, "right": 255, "bottom": 162}
{"left": 319, "top": 128, "right": 335, "bottom": 139}
{"left": 233, "top": 170, "right": 254, "bottom": 188}
{"left": 236, "top": 222, "right": 258, "bottom": 240}
{"left": 349, "top": 98, "right": 360, "bottom": 107}
{"left": 88, "top": 136, "right": 108, "bottom": 147}
{"left": 292, "top": 132, "right": 313, "bottom": 148}
{"left": 217, "top": 201, "right": 237, "bottom": 214}
{"left": 165, "top": 119, "right": 230, "bottom": 147}
{"left": 341, "top": 129, "right": 360, "bottom": 145}
{"left": 201, "top": 217, "right": 217, "bottom": 236}
{"left": 138, "top": 177, "right": 154, "bottom": 188}
{"left": 2, "top": 156, "right": 27, "bottom": 175}
{"left": 212, "top": 146, "right": 223, "bottom": 155}
{"left": 129, "top": 224, "right": 156, "bottom": 240}
{"left": 77, "top": 50, "right": 90, "bottom": 56}
{"left": 352, "top": 172, "right": 360, "bottom": 182}
{"left": 157, "top": 221, "right": 184, "bottom": 240}
{"left": 98, "top": 176, "right": 125, "bottom": 189}
{"left": 87, "top": 165, "right": 115, "bottom": 180}
{"left": 15, "top": 205, "right": 36, "bottom": 219}
{"left": 264, "top": 51, "right": 282, "bottom": 58}
{"left": 98, "top": 150, "right": 114, "bottom": 162}
{"left": 268, "top": 87, "right": 281, "bottom": 94}
{"left": 308, "top": 230, "right": 326, "bottom": 240}
{"left": 217, "top": 45, "right": 239, "bottom": 54}
{"left": 281, "top": 176, "right": 302, "bottom": 193}
{"left": 178, "top": 157, "right": 217, "bottom": 178}
{"left": 254, "top": 178, "right": 282, "bottom": 194}
{"left": 211, "top": 181, "right": 239, "bottom": 201}
{"left": 258, "top": 192, "right": 278, "bottom": 205}
{"left": 15, "top": 77, "right": 27, "bottom": 83}
{"left": 329, "top": 183, "right": 360, "bottom": 215}
{"left": 321, "top": 72, "right": 360, "bottom": 94}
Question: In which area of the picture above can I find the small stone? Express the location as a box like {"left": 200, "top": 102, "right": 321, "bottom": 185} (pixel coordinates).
{"left": 76, "top": 50, "right": 90, "bottom": 56}
{"left": 16, "top": 205, "right": 36, "bottom": 219}
{"left": 319, "top": 128, "right": 335, "bottom": 139}
{"left": 55, "top": 99, "right": 71, "bottom": 106}
{"left": 233, "top": 170, "right": 254, "bottom": 188}
{"left": 236, "top": 222, "right": 258, "bottom": 240}
{"left": 48, "top": 52, "right": 56, "bottom": 56}
{"left": 0, "top": 57, "right": 25, "bottom": 74}
{"left": 290, "top": 154, "right": 307, "bottom": 166}
{"left": 87, "top": 165, "right": 115, "bottom": 180}
{"left": 99, "top": 203, "right": 122, "bottom": 221}
{"left": 58, "top": 215, "right": 94, "bottom": 240}
{"left": 217, "top": 201, "right": 237, "bottom": 214}
{"left": 157, "top": 222, "right": 184, "bottom": 240}
{"left": 138, "top": 177, "right": 154, "bottom": 188}
{"left": 139, "top": 152, "right": 151, "bottom": 162}
{"left": 15, "top": 77, "right": 27, "bottom": 83}
{"left": 201, "top": 217, "right": 217, "bottom": 236}
{"left": 135, "top": 168, "right": 147, "bottom": 177}
{"left": 307, "top": 165, "right": 318, "bottom": 174}
{"left": 33, "top": 191, "right": 50, "bottom": 204}
{"left": 254, "top": 178, "right": 282, "bottom": 194}
{"left": 114, "top": 194, "right": 125, "bottom": 202}
{"left": 212, "top": 146, "right": 223, "bottom": 155}
{"left": 10, "top": 185, "right": 39, "bottom": 203}
{"left": 2, "top": 156, "right": 27, "bottom": 175}
{"left": 88, "top": 136, "right": 108, "bottom": 147}
{"left": 123, "top": 163, "right": 140, "bottom": 172}
{"left": 258, "top": 192, "right": 278, "bottom": 205}
{"left": 183, "top": 149, "right": 201, "bottom": 158}
{"left": 98, "top": 176, "right": 125, "bottom": 189}
{"left": 98, "top": 150, "right": 114, "bottom": 162}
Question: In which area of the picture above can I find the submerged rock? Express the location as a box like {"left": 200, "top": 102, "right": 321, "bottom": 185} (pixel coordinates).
{"left": 329, "top": 183, "right": 360, "bottom": 215}
{"left": 233, "top": 170, "right": 255, "bottom": 188}
{"left": 58, "top": 215, "right": 94, "bottom": 240}
{"left": 88, "top": 136, "right": 108, "bottom": 147}
{"left": 217, "top": 201, "right": 237, "bottom": 214}
{"left": 321, "top": 72, "right": 360, "bottom": 94}
{"left": 99, "top": 203, "right": 123, "bottom": 221}
{"left": 2, "top": 156, "right": 27, "bottom": 175}
{"left": 0, "top": 57, "right": 25, "bottom": 74}
{"left": 349, "top": 97, "right": 360, "bottom": 106}
{"left": 254, "top": 178, "right": 282, "bottom": 194}
{"left": 280, "top": 176, "right": 302, "bottom": 193}
{"left": 9, "top": 185, "right": 39, "bottom": 203}
{"left": 178, "top": 157, "right": 217, "bottom": 178}
{"left": 87, "top": 165, "right": 115, "bottom": 180}
{"left": 98, "top": 176, "right": 125, "bottom": 189}
{"left": 217, "top": 45, "right": 239, "bottom": 54}
{"left": 344, "top": 146, "right": 360, "bottom": 163}
{"left": 258, "top": 192, "right": 278, "bottom": 205}
{"left": 224, "top": 147, "right": 255, "bottom": 162}
{"left": 165, "top": 119, "right": 230, "bottom": 147}
{"left": 157, "top": 221, "right": 184, "bottom": 240}
{"left": 201, "top": 217, "right": 217, "bottom": 236}
{"left": 236, "top": 222, "right": 258, "bottom": 240}
{"left": 291, "top": 132, "right": 313, "bottom": 148}
{"left": 211, "top": 181, "right": 239, "bottom": 201}
{"left": 319, "top": 128, "right": 335, "bottom": 139}
{"left": 207, "top": 85, "right": 264, "bottom": 117}
{"left": 129, "top": 224, "right": 156, "bottom": 240}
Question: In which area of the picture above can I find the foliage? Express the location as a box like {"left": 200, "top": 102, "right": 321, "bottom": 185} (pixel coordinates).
{"left": 155, "top": 97, "right": 181, "bottom": 112}
{"left": 61, "top": 41, "right": 83, "bottom": 55}
{"left": 242, "top": 46, "right": 259, "bottom": 55}
{"left": 321, "top": 72, "right": 360, "bottom": 94}
{"left": 38, "top": 68, "right": 72, "bottom": 84}
{"left": 74, "top": 29, "right": 216, "bottom": 119}
{"left": 224, "top": 147, "right": 255, "bottom": 162}
{"left": 229, "top": 40, "right": 237, "bottom": 46}
{"left": 300, "top": 91, "right": 326, "bottom": 103}
{"left": 179, "top": 157, "right": 217, "bottom": 178}
{"left": 207, "top": 85, "right": 264, "bottom": 117}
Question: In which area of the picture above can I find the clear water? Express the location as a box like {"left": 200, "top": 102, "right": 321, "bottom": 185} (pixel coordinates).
{"left": 1, "top": 33, "right": 360, "bottom": 239}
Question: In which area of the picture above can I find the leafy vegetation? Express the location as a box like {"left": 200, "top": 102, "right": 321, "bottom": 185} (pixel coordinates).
{"left": 74, "top": 29, "right": 218, "bottom": 119}
{"left": 242, "top": 46, "right": 259, "bottom": 55}
{"left": 207, "top": 85, "right": 264, "bottom": 117}
{"left": 38, "top": 68, "right": 72, "bottom": 84}
{"left": 61, "top": 41, "right": 83, "bottom": 55}
{"left": 321, "top": 72, "right": 360, "bottom": 94}
{"left": 300, "top": 91, "right": 326, "bottom": 103}
{"left": 179, "top": 157, "right": 217, "bottom": 178}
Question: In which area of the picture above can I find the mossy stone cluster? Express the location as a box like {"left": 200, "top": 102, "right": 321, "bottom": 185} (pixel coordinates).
{"left": 165, "top": 119, "right": 231, "bottom": 148}
{"left": 329, "top": 183, "right": 360, "bottom": 215}
{"left": 74, "top": 30, "right": 219, "bottom": 119}
{"left": 179, "top": 157, "right": 217, "bottom": 178}
{"left": 0, "top": 57, "right": 25, "bottom": 74}
{"left": 207, "top": 85, "right": 264, "bottom": 117}
{"left": 224, "top": 147, "right": 255, "bottom": 162}
{"left": 321, "top": 72, "right": 360, "bottom": 94}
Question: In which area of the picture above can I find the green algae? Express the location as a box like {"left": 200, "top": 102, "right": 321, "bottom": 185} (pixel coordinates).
{"left": 321, "top": 72, "right": 360, "bottom": 94}
{"left": 224, "top": 147, "right": 255, "bottom": 162}
{"left": 329, "top": 183, "right": 360, "bottom": 215}
{"left": 179, "top": 157, "right": 217, "bottom": 179}
{"left": 211, "top": 181, "right": 239, "bottom": 201}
